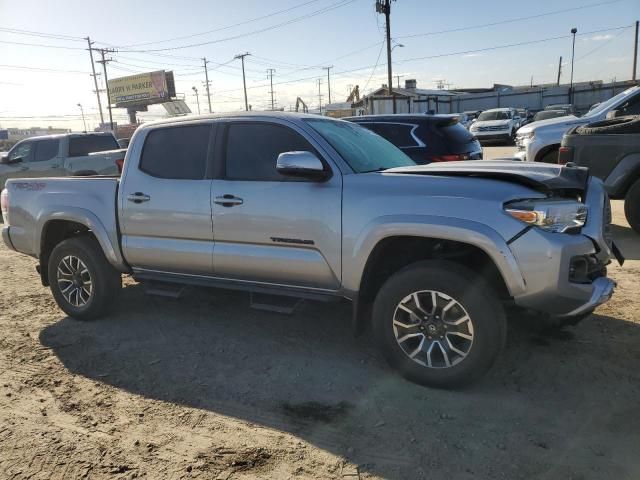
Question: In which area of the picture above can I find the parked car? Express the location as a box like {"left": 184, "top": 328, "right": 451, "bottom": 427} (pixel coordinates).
{"left": 469, "top": 108, "right": 522, "bottom": 144}
{"left": 0, "top": 132, "right": 125, "bottom": 189}
{"left": 531, "top": 110, "right": 568, "bottom": 123}
{"left": 1, "top": 112, "right": 618, "bottom": 388}
{"left": 515, "top": 85, "right": 640, "bottom": 163}
{"left": 345, "top": 114, "right": 482, "bottom": 164}
{"left": 559, "top": 114, "right": 640, "bottom": 232}
{"left": 452, "top": 112, "right": 473, "bottom": 129}
{"left": 545, "top": 104, "right": 577, "bottom": 116}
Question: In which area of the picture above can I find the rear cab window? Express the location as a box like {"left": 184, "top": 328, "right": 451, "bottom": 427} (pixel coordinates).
{"left": 139, "top": 124, "right": 211, "bottom": 180}
{"left": 68, "top": 135, "right": 119, "bottom": 157}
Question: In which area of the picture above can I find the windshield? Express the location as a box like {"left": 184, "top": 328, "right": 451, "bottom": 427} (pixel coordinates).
{"left": 305, "top": 119, "right": 415, "bottom": 172}
{"left": 477, "top": 111, "right": 510, "bottom": 121}
{"left": 583, "top": 87, "right": 639, "bottom": 118}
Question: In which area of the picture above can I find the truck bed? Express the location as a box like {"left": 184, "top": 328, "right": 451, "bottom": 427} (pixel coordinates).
{"left": 3, "top": 176, "right": 121, "bottom": 266}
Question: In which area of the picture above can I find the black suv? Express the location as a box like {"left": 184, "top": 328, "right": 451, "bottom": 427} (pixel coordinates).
{"left": 345, "top": 114, "right": 482, "bottom": 164}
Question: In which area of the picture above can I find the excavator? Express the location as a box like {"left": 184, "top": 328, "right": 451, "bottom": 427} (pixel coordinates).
{"left": 294, "top": 97, "right": 308, "bottom": 113}
{"left": 346, "top": 85, "right": 360, "bottom": 103}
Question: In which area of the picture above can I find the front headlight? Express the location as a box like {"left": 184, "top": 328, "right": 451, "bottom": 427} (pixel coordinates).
{"left": 517, "top": 131, "right": 535, "bottom": 140}
{"left": 470, "top": 125, "right": 478, "bottom": 132}
{"left": 505, "top": 199, "right": 587, "bottom": 233}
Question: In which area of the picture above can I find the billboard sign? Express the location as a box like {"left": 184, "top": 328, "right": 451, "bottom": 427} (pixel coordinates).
{"left": 108, "top": 70, "right": 170, "bottom": 107}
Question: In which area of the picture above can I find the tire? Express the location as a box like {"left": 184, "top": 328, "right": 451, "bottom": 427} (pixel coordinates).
{"left": 576, "top": 115, "right": 640, "bottom": 135}
{"left": 508, "top": 129, "right": 516, "bottom": 145}
{"left": 372, "top": 260, "right": 506, "bottom": 389}
{"left": 48, "top": 236, "right": 121, "bottom": 320}
{"left": 624, "top": 178, "right": 640, "bottom": 233}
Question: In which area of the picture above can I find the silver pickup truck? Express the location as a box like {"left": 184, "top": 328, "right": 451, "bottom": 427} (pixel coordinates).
{"left": 1, "top": 112, "right": 618, "bottom": 388}
{"left": 0, "top": 132, "right": 126, "bottom": 189}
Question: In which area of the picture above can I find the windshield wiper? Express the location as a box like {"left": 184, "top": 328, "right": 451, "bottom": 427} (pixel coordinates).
{"left": 361, "top": 167, "right": 390, "bottom": 173}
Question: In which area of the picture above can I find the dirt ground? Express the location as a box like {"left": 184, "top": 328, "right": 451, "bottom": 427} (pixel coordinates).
{"left": 1, "top": 151, "right": 639, "bottom": 479}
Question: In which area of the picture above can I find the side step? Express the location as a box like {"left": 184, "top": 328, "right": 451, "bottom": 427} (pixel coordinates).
{"left": 143, "top": 281, "right": 188, "bottom": 299}
{"left": 250, "top": 292, "right": 303, "bottom": 315}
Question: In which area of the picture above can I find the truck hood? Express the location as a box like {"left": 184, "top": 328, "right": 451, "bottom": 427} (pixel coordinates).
{"left": 518, "top": 114, "right": 586, "bottom": 133}
{"left": 385, "top": 160, "right": 589, "bottom": 194}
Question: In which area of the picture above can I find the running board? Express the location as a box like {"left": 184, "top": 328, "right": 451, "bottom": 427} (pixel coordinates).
{"left": 143, "top": 281, "right": 188, "bottom": 299}
{"left": 250, "top": 292, "right": 302, "bottom": 315}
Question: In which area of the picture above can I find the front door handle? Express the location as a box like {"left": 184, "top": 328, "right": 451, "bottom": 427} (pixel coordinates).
{"left": 127, "top": 192, "right": 151, "bottom": 203}
{"left": 214, "top": 194, "right": 243, "bottom": 207}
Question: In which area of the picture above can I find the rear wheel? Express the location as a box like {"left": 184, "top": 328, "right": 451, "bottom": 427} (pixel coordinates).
{"left": 372, "top": 261, "right": 506, "bottom": 388}
{"left": 48, "top": 236, "right": 121, "bottom": 320}
{"left": 624, "top": 178, "right": 640, "bottom": 233}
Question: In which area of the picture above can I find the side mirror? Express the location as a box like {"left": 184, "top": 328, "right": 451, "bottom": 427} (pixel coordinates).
{"left": 276, "top": 151, "right": 328, "bottom": 180}
{"left": 7, "top": 156, "right": 23, "bottom": 165}
{"left": 606, "top": 110, "right": 624, "bottom": 119}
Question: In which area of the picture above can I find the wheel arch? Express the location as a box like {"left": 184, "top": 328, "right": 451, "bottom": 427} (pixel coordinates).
{"left": 604, "top": 153, "right": 640, "bottom": 198}
{"left": 347, "top": 216, "right": 525, "bottom": 333}
{"left": 36, "top": 208, "right": 127, "bottom": 285}
{"left": 534, "top": 143, "right": 560, "bottom": 163}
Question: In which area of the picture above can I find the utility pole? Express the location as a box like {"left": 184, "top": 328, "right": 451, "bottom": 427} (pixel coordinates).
{"left": 96, "top": 48, "right": 116, "bottom": 132}
{"left": 85, "top": 37, "right": 104, "bottom": 126}
{"left": 395, "top": 74, "right": 404, "bottom": 88}
{"left": 235, "top": 52, "right": 251, "bottom": 111}
{"left": 267, "top": 68, "right": 276, "bottom": 110}
{"left": 323, "top": 66, "right": 333, "bottom": 104}
{"left": 202, "top": 58, "right": 212, "bottom": 113}
{"left": 570, "top": 27, "right": 577, "bottom": 104}
{"left": 77, "top": 103, "right": 87, "bottom": 132}
{"left": 376, "top": 0, "right": 395, "bottom": 113}
{"left": 633, "top": 20, "right": 639, "bottom": 81}
{"left": 317, "top": 78, "right": 323, "bottom": 115}
{"left": 556, "top": 56, "right": 562, "bottom": 86}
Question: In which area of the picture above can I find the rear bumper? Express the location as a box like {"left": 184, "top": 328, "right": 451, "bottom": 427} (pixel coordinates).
{"left": 2, "top": 226, "right": 16, "bottom": 251}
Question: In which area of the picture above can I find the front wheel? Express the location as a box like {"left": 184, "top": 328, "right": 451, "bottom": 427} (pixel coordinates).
{"left": 48, "top": 236, "right": 121, "bottom": 320}
{"left": 372, "top": 261, "right": 506, "bottom": 388}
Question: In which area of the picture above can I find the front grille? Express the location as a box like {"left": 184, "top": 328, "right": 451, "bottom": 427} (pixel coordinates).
{"left": 477, "top": 125, "right": 508, "bottom": 132}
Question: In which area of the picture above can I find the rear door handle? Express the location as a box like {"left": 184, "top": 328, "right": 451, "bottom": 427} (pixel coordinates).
{"left": 127, "top": 192, "right": 151, "bottom": 203}
{"left": 214, "top": 194, "right": 243, "bottom": 207}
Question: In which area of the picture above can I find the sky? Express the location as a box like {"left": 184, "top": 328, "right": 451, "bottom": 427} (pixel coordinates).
{"left": 0, "top": 0, "right": 639, "bottom": 131}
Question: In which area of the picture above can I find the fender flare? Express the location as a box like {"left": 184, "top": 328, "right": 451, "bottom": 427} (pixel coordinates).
{"left": 603, "top": 153, "right": 640, "bottom": 198}
{"left": 344, "top": 214, "right": 527, "bottom": 298}
{"left": 35, "top": 207, "right": 127, "bottom": 271}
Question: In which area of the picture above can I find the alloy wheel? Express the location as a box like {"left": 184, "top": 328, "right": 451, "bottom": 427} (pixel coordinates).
{"left": 56, "top": 255, "right": 93, "bottom": 307}
{"left": 392, "top": 290, "right": 474, "bottom": 368}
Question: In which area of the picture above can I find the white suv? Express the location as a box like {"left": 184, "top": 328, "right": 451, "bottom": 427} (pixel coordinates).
{"left": 469, "top": 108, "right": 521, "bottom": 144}
{"left": 515, "top": 86, "right": 640, "bottom": 163}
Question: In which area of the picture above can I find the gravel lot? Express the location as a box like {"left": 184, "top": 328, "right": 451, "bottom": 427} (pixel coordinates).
{"left": 1, "top": 147, "right": 639, "bottom": 479}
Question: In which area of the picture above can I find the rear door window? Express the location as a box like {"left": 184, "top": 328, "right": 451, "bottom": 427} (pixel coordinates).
{"left": 34, "top": 139, "right": 59, "bottom": 162}
{"left": 139, "top": 124, "right": 211, "bottom": 180}
{"left": 68, "top": 135, "right": 119, "bottom": 157}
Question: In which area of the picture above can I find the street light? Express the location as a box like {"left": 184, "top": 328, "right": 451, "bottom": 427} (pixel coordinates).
{"left": 570, "top": 27, "right": 578, "bottom": 104}
{"left": 77, "top": 103, "right": 87, "bottom": 132}
{"left": 391, "top": 42, "right": 404, "bottom": 52}
{"left": 192, "top": 86, "right": 201, "bottom": 115}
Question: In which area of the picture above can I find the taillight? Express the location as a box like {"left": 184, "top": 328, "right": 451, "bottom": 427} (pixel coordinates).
{"left": 1, "top": 188, "right": 9, "bottom": 225}
{"left": 429, "top": 153, "right": 469, "bottom": 162}
{"left": 115, "top": 158, "right": 124, "bottom": 173}
{"left": 558, "top": 146, "right": 573, "bottom": 165}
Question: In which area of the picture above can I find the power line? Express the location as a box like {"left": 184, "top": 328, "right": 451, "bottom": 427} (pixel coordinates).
{"left": 0, "top": 26, "right": 84, "bottom": 41}
{"left": 120, "top": 0, "right": 357, "bottom": 52}
{"left": 118, "top": 0, "right": 325, "bottom": 48}
{"left": 362, "top": 41, "right": 386, "bottom": 92}
{"left": 0, "top": 64, "right": 89, "bottom": 74}
{"left": 575, "top": 26, "right": 632, "bottom": 62}
{"left": 397, "top": 0, "right": 623, "bottom": 39}
{"left": 0, "top": 39, "right": 86, "bottom": 50}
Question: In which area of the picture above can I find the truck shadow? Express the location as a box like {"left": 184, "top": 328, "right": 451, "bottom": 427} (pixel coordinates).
{"left": 39, "top": 284, "right": 640, "bottom": 479}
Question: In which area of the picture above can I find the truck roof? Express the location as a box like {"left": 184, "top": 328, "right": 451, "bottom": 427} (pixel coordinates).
{"left": 14, "top": 131, "right": 116, "bottom": 142}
